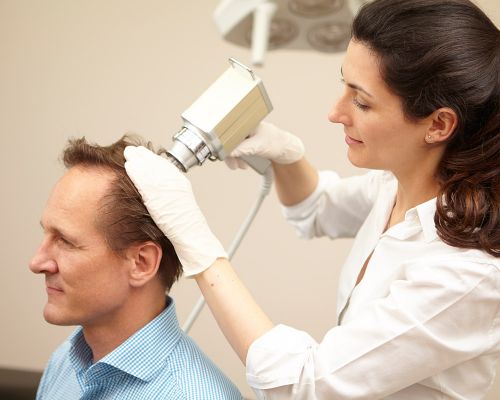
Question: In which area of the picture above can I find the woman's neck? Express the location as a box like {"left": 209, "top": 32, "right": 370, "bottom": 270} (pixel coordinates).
{"left": 388, "top": 170, "right": 441, "bottom": 228}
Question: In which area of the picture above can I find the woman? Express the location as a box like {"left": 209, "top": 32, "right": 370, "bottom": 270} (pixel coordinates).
{"left": 124, "top": 0, "right": 499, "bottom": 398}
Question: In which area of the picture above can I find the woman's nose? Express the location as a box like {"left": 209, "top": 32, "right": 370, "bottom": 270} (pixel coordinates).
{"left": 328, "top": 94, "right": 351, "bottom": 126}
{"left": 29, "top": 240, "right": 57, "bottom": 274}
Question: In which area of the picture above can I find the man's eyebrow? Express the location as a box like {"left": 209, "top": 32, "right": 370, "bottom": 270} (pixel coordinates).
{"left": 40, "top": 221, "right": 75, "bottom": 241}
{"left": 340, "top": 66, "right": 373, "bottom": 98}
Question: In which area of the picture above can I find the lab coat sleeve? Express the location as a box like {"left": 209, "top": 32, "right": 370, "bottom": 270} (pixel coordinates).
{"left": 246, "top": 256, "right": 500, "bottom": 400}
{"left": 282, "top": 170, "right": 389, "bottom": 239}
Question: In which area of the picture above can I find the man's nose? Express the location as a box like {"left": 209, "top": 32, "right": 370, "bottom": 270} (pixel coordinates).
{"left": 29, "top": 240, "right": 57, "bottom": 274}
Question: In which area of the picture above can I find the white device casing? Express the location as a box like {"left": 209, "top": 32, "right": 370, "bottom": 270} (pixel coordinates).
{"left": 168, "top": 59, "right": 273, "bottom": 174}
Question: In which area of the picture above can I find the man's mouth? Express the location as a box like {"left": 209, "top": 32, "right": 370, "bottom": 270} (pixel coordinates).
{"left": 46, "top": 284, "right": 64, "bottom": 294}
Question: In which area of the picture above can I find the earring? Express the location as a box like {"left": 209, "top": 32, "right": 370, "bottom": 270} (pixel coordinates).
{"left": 426, "top": 134, "right": 432, "bottom": 143}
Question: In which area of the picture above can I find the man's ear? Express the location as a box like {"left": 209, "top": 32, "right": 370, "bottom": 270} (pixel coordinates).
{"left": 127, "top": 242, "right": 162, "bottom": 287}
{"left": 425, "top": 107, "right": 458, "bottom": 144}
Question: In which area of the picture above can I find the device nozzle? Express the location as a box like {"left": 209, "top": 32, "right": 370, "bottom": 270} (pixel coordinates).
{"left": 166, "top": 126, "right": 214, "bottom": 173}
{"left": 165, "top": 153, "right": 188, "bottom": 172}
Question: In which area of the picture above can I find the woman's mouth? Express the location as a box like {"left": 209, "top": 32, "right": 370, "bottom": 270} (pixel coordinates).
{"left": 345, "top": 135, "right": 364, "bottom": 145}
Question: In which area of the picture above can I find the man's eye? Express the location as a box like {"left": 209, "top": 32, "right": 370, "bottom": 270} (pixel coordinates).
{"left": 57, "top": 237, "right": 74, "bottom": 247}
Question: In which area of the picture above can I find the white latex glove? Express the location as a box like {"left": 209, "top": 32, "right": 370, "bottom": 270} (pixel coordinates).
{"left": 124, "top": 146, "right": 227, "bottom": 277}
{"left": 225, "top": 121, "right": 305, "bottom": 170}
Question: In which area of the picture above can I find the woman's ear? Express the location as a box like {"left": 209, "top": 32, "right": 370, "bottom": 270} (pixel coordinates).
{"left": 127, "top": 242, "right": 162, "bottom": 287}
{"left": 425, "top": 107, "right": 458, "bottom": 144}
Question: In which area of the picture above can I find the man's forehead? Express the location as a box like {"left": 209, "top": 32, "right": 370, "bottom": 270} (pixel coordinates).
{"left": 43, "top": 166, "right": 114, "bottom": 227}
{"left": 58, "top": 166, "right": 114, "bottom": 196}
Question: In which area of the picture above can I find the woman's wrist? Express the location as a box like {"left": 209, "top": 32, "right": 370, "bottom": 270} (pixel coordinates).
{"left": 273, "top": 157, "right": 319, "bottom": 206}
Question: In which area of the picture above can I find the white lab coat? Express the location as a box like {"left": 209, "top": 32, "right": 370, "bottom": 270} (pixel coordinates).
{"left": 246, "top": 170, "right": 500, "bottom": 400}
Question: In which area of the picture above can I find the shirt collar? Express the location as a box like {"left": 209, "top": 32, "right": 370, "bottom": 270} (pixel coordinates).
{"left": 414, "top": 197, "right": 438, "bottom": 242}
{"left": 69, "top": 296, "right": 183, "bottom": 382}
{"left": 382, "top": 197, "right": 438, "bottom": 243}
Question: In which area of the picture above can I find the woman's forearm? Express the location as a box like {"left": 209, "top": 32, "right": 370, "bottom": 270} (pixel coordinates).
{"left": 194, "top": 258, "right": 274, "bottom": 364}
{"left": 193, "top": 161, "right": 318, "bottom": 363}
{"left": 273, "top": 158, "right": 319, "bottom": 206}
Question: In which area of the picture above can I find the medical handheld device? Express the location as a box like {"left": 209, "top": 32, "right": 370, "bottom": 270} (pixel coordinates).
{"left": 169, "top": 59, "right": 274, "bottom": 332}
{"left": 167, "top": 58, "right": 273, "bottom": 174}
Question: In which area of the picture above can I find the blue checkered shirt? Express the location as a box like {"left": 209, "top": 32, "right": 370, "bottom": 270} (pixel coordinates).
{"left": 36, "top": 297, "right": 243, "bottom": 399}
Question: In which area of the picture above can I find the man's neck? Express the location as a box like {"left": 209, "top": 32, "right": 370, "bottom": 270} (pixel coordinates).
{"left": 82, "top": 290, "right": 167, "bottom": 362}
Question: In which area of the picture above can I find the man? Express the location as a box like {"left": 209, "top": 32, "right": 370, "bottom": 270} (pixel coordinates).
{"left": 29, "top": 135, "right": 242, "bottom": 399}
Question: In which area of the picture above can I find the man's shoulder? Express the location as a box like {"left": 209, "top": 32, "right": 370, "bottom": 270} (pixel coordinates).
{"left": 36, "top": 333, "right": 80, "bottom": 399}
{"left": 40, "top": 328, "right": 82, "bottom": 383}
{"left": 162, "top": 334, "right": 243, "bottom": 399}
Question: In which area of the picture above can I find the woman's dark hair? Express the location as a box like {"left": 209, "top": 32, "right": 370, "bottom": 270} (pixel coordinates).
{"left": 353, "top": 0, "right": 499, "bottom": 256}
{"left": 62, "top": 134, "right": 182, "bottom": 289}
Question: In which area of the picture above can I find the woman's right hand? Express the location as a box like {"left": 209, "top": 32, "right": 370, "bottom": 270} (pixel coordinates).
{"left": 225, "top": 121, "right": 305, "bottom": 170}
{"left": 124, "top": 146, "right": 227, "bottom": 277}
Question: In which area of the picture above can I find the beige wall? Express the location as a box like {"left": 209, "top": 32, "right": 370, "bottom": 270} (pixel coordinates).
{"left": 1, "top": 1, "right": 498, "bottom": 399}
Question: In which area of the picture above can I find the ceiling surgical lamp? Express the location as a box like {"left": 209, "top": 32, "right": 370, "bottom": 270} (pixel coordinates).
{"left": 213, "top": 0, "right": 370, "bottom": 66}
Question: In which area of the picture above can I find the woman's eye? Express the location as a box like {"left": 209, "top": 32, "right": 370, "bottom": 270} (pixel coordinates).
{"left": 340, "top": 78, "right": 370, "bottom": 111}
{"left": 352, "top": 97, "right": 369, "bottom": 111}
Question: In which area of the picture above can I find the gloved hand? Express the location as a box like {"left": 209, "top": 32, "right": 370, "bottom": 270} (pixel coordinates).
{"left": 124, "top": 146, "right": 227, "bottom": 277}
{"left": 225, "top": 121, "right": 305, "bottom": 170}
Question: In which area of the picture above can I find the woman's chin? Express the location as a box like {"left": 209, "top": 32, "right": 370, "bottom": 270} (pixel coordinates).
{"left": 347, "top": 149, "right": 366, "bottom": 168}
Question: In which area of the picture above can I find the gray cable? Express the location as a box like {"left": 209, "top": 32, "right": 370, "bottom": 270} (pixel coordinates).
{"left": 182, "top": 167, "right": 274, "bottom": 333}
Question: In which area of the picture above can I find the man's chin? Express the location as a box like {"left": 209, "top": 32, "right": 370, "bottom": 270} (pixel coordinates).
{"left": 43, "top": 307, "right": 76, "bottom": 326}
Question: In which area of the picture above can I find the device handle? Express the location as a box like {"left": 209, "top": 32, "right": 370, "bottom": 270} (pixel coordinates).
{"left": 240, "top": 154, "right": 271, "bottom": 175}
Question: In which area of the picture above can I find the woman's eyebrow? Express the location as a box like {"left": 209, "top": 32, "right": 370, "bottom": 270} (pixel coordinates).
{"left": 340, "top": 67, "right": 373, "bottom": 98}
